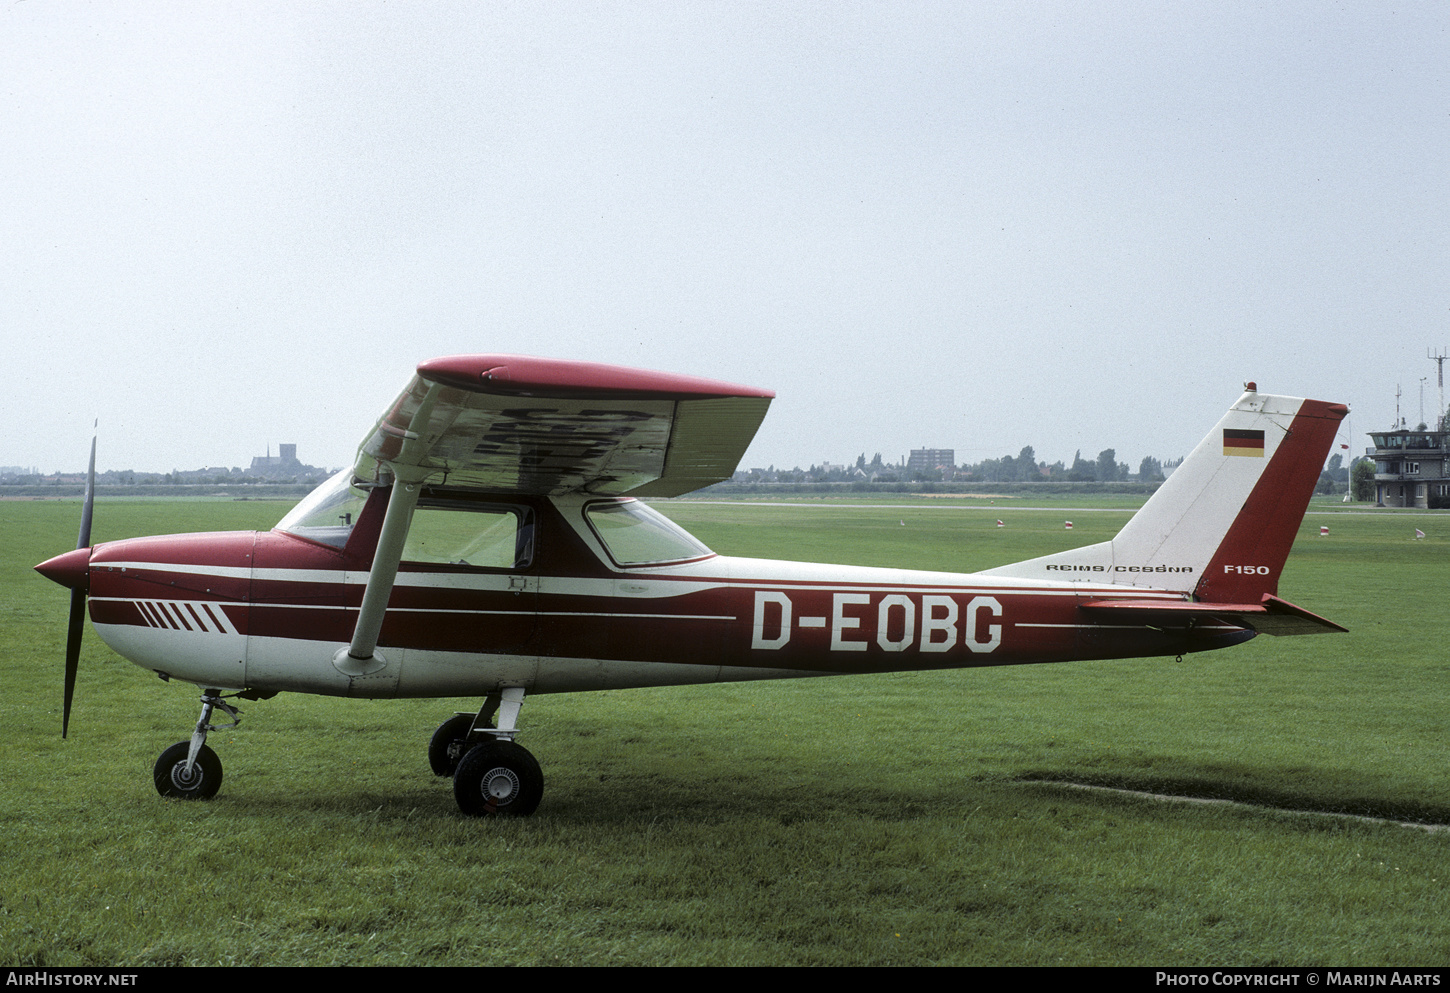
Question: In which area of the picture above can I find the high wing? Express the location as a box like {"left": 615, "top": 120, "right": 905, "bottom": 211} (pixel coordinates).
{"left": 354, "top": 354, "right": 775, "bottom": 496}
{"left": 341, "top": 355, "right": 773, "bottom": 669}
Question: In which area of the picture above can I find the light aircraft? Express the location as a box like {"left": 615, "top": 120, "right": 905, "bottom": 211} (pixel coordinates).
{"left": 36, "top": 356, "right": 1348, "bottom": 816}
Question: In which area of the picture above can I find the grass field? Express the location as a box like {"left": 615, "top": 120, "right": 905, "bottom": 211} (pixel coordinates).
{"left": 1, "top": 495, "right": 1447, "bottom": 966}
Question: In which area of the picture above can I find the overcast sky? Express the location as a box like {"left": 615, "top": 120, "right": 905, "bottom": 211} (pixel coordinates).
{"left": 4, "top": 1, "right": 1446, "bottom": 475}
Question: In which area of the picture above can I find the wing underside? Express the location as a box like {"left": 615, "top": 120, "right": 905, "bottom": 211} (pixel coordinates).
{"left": 355, "top": 355, "right": 774, "bottom": 497}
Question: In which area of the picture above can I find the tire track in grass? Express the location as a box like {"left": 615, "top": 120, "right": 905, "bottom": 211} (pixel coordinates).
{"left": 1023, "top": 780, "right": 1450, "bottom": 833}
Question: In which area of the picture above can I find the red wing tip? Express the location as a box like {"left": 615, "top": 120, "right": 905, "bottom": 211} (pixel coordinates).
{"left": 417, "top": 354, "right": 775, "bottom": 400}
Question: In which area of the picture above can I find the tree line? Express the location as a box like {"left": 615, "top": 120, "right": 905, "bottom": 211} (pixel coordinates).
{"left": 965, "top": 448, "right": 1177, "bottom": 484}
{"left": 741, "top": 450, "right": 1183, "bottom": 485}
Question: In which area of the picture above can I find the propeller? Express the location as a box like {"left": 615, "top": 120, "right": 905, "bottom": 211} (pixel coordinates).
{"left": 35, "top": 424, "right": 96, "bottom": 738}
{"left": 63, "top": 426, "right": 98, "bottom": 737}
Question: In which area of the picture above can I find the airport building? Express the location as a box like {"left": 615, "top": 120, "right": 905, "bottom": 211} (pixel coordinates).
{"left": 1369, "top": 427, "right": 1450, "bottom": 507}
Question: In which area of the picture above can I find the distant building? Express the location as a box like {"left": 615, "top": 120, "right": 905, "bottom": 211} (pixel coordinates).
{"left": 251, "top": 443, "right": 299, "bottom": 472}
{"left": 248, "top": 443, "right": 329, "bottom": 481}
{"left": 1369, "top": 428, "right": 1450, "bottom": 507}
{"left": 907, "top": 448, "right": 955, "bottom": 475}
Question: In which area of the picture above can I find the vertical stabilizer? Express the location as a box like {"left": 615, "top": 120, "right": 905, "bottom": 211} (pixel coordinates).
{"left": 982, "top": 390, "right": 1348, "bottom": 601}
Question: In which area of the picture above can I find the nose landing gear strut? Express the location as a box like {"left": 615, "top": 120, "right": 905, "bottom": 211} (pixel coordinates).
{"left": 153, "top": 689, "right": 240, "bottom": 800}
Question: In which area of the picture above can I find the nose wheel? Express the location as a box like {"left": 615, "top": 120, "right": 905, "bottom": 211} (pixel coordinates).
{"left": 153, "top": 689, "right": 239, "bottom": 800}
{"left": 154, "top": 741, "right": 223, "bottom": 799}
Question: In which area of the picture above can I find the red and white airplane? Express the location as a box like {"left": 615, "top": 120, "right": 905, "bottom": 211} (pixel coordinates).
{"left": 36, "top": 356, "right": 1347, "bottom": 816}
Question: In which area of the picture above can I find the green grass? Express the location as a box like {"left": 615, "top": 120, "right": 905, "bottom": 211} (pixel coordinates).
{"left": 1, "top": 496, "right": 1447, "bottom": 965}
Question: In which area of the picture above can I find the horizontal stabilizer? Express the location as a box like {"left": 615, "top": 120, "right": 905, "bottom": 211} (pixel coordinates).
{"left": 1080, "top": 595, "right": 1347, "bottom": 636}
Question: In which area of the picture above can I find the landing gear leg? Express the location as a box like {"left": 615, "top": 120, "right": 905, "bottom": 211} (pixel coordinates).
{"left": 452, "top": 687, "right": 543, "bottom": 817}
{"left": 153, "top": 689, "right": 239, "bottom": 800}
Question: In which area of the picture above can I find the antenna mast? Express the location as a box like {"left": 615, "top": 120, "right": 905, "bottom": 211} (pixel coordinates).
{"left": 1430, "top": 347, "right": 1449, "bottom": 431}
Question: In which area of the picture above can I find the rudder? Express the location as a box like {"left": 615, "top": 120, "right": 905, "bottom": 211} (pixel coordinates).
{"left": 1191, "top": 396, "right": 1347, "bottom": 602}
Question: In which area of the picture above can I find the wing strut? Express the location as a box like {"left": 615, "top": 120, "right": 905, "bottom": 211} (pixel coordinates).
{"left": 336, "top": 385, "right": 440, "bottom": 675}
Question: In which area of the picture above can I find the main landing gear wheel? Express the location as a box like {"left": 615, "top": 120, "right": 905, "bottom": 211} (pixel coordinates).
{"left": 453, "top": 741, "right": 543, "bottom": 817}
{"left": 153, "top": 741, "right": 223, "bottom": 800}
{"left": 428, "top": 714, "right": 490, "bottom": 777}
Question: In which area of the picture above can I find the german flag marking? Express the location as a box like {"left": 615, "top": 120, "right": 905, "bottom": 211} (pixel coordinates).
{"left": 1223, "top": 428, "right": 1265, "bottom": 457}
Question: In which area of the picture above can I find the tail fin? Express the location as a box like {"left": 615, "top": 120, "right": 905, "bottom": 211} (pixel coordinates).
{"left": 983, "top": 388, "right": 1348, "bottom": 603}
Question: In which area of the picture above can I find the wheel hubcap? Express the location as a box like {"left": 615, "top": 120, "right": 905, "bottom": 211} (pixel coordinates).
{"left": 483, "top": 767, "right": 519, "bottom": 803}
{"left": 170, "top": 762, "right": 201, "bottom": 790}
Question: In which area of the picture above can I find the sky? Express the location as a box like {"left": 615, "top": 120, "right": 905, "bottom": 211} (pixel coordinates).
{"left": 4, "top": 1, "right": 1446, "bottom": 475}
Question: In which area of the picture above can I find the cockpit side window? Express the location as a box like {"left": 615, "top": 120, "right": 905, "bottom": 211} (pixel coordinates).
{"left": 403, "top": 498, "right": 534, "bottom": 569}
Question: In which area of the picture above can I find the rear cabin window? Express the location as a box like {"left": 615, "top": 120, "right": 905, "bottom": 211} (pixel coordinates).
{"left": 585, "top": 500, "right": 712, "bottom": 566}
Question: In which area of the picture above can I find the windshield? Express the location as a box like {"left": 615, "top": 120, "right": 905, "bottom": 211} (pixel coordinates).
{"left": 275, "top": 469, "right": 371, "bottom": 549}
{"left": 585, "top": 500, "right": 713, "bottom": 566}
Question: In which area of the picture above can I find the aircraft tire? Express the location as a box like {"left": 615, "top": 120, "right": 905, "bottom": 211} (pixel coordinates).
{"left": 153, "top": 741, "right": 223, "bottom": 800}
{"left": 453, "top": 741, "right": 543, "bottom": 817}
{"left": 428, "top": 715, "right": 476, "bottom": 776}
{"left": 428, "top": 714, "right": 494, "bottom": 777}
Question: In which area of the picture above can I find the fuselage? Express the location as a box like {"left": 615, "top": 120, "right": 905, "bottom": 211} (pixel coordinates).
{"left": 77, "top": 490, "right": 1254, "bottom": 699}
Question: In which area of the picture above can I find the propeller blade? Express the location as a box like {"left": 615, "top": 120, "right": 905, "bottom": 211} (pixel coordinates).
{"left": 64, "top": 423, "right": 96, "bottom": 739}
{"left": 63, "top": 587, "right": 84, "bottom": 738}
{"left": 77, "top": 425, "right": 96, "bottom": 550}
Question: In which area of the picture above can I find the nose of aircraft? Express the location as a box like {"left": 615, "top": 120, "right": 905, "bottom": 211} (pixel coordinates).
{"left": 35, "top": 547, "right": 91, "bottom": 592}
